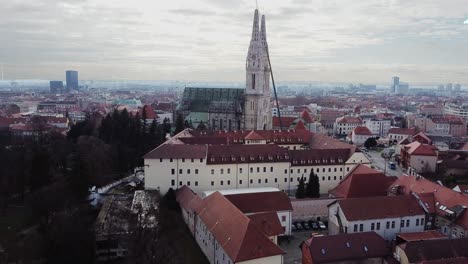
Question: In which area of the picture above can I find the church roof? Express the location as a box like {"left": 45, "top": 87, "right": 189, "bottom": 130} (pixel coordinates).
{"left": 177, "top": 87, "right": 245, "bottom": 113}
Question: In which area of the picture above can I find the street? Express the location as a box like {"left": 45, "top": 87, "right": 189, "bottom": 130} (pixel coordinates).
{"left": 364, "top": 149, "right": 405, "bottom": 177}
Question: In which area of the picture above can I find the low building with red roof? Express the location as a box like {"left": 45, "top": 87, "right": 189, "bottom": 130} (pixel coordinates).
{"left": 334, "top": 115, "right": 363, "bottom": 136}
{"left": 388, "top": 127, "right": 418, "bottom": 143}
{"left": 388, "top": 175, "right": 468, "bottom": 239}
{"left": 328, "top": 195, "right": 426, "bottom": 240}
{"left": 176, "top": 189, "right": 285, "bottom": 264}
{"left": 225, "top": 191, "right": 293, "bottom": 235}
{"left": 350, "top": 126, "right": 373, "bottom": 146}
{"left": 301, "top": 232, "right": 390, "bottom": 264}
{"left": 329, "top": 164, "right": 397, "bottom": 198}
{"left": 400, "top": 141, "right": 438, "bottom": 173}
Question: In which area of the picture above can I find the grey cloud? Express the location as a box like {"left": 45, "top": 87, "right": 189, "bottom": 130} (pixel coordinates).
{"left": 169, "top": 8, "right": 218, "bottom": 17}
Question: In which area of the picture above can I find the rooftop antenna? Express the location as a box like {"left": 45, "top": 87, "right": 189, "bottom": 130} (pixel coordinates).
{"left": 256, "top": 0, "right": 258, "bottom": 9}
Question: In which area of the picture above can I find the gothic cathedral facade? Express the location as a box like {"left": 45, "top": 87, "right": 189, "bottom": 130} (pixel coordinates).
{"left": 176, "top": 9, "right": 272, "bottom": 131}
{"left": 244, "top": 9, "right": 273, "bottom": 130}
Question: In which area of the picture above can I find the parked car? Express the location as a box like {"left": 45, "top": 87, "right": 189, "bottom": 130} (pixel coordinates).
{"left": 308, "top": 220, "right": 319, "bottom": 230}
{"left": 301, "top": 221, "right": 311, "bottom": 230}
{"left": 294, "top": 222, "right": 303, "bottom": 231}
{"left": 291, "top": 224, "right": 297, "bottom": 232}
{"left": 318, "top": 221, "right": 326, "bottom": 230}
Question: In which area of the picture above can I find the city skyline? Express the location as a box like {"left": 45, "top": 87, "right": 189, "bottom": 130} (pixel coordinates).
{"left": 1, "top": 0, "right": 468, "bottom": 83}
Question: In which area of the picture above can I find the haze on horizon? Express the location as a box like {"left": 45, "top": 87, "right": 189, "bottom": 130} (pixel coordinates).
{"left": 1, "top": 0, "right": 468, "bottom": 84}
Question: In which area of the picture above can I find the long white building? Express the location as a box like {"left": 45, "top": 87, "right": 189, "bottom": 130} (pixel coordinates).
{"left": 144, "top": 129, "right": 370, "bottom": 195}
{"left": 176, "top": 186, "right": 286, "bottom": 264}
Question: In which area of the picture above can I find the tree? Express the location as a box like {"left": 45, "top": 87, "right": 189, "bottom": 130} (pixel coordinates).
{"left": 295, "top": 177, "right": 306, "bottom": 199}
{"left": 306, "top": 171, "right": 320, "bottom": 198}
{"left": 364, "top": 137, "right": 377, "bottom": 149}
{"left": 174, "top": 114, "right": 184, "bottom": 134}
{"left": 141, "top": 106, "right": 148, "bottom": 133}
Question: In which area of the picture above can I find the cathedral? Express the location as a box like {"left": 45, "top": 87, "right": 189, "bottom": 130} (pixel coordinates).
{"left": 176, "top": 9, "right": 273, "bottom": 131}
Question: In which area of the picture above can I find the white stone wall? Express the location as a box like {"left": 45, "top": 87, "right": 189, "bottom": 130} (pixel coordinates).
{"left": 366, "top": 120, "right": 391, "bottom": 136}
{"left": 409, "top": 155, "right": 437, "bottom": 173}
{"left": 238, "top": 255, "right": 283, "bottom": 264}
{"left": 351, "top": 133, "right": 372, "bottom": 145}
{"left": 277, "top": 211, "right": 292, "bottom": 236}
{"left": 145, "top": 154, "right": 370, "bottom": 195}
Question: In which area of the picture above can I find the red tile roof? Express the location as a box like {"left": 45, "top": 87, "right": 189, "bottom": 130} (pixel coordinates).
{"left": 337, "top": 116, "right": 363, "bottom": 124}
{"left": 329, "top": 164, "right": 397, "bottom": 198}
{"left": 420, "top": 257, "right": 468, "bottom": 264}
{"left": 144, "top": 144, "right": 207, "bottom": 159}
{"left": 196, "top": 192, "right": 285, "bottom": 262}
{"left": 225, "top": 191, "right": 293, "bottom": 214}
{"left": 188, "top": 129, "right": 313, "bottom": 145}
{"left": 302, "top": 232, "right": 390, "bottom": 264}
{"left": 413, "top": 132, "right": 432, "bottom": 144}
{"left": 138, "top": 105, "right": 159, "bottom": 119}
{"left": 404, "top": 141, "right": 437, "bottom": 156}
{"left": 207, "top": 144, "right": 289, "bottom": 165}
{"left": 176, "top": 185, "right": 197, "bottom": 209}
{"left": 396, "top": 230, "right": 447, "bottom": 243}
{"left": 294, "top": 120, "right": 307, "bottom": 130}
{"left": 300, "top": 110, "right": 314, "bottom": 123}
{"left": 244, "top": 130, "right": 265, "bottom": 140}
{"left": 388, "top": 127, "right": 417, "bottom": 135}
{"left": 334, "top": 195, "right": 425, "bottom": 221}
{"left": 353, "top": 126, "right": 373, "bottom": 136}
{"left": 431, "top": 115, "right": 465, "bottom": 125}
{"left": 398, "top": 237, "right": 468, "bottom": 263}
{"left": 272, "top": 116, "right": 296, "bottom": 128}
{"left": 248, "top": 212, "right": 284, "bottom": 237}
{"left": 289, "top": 149, "right": 352, "bottom": 166}
{"left": 309, "top": 133, "right": 357, "bottom": 151}
{"left": 389, "top": 176, "right": 468, "bottom": 228}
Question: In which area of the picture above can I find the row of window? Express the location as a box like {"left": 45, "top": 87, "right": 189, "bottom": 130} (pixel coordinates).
{"left": 161, "top": 158, "right": 204, "bottom": 163}
{"left": 353, "top": 218, "right": 425, "bottom": 232}
{"left": 171, "top": 166, "right": 351, "bottom": 176}
{"left": 171, "top": 176, "right": 343, "bottom": 187}
{"left": 171, "top": 169, "right": 199, "bottom": 175}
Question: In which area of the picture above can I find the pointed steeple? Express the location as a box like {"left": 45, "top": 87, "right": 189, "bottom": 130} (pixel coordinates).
{"left": 260, "top": 14, "right": 268, "bottom": 50}
{"left": 251, "top": 9, "right": 260, "bottom": 42}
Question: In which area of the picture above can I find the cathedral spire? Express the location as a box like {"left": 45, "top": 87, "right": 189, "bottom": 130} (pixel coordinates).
{"left": 260, "top": 14, "right": 268, "bottom": 50}
{"left": 251, "top": 9, "right": 260, "bottom": 42}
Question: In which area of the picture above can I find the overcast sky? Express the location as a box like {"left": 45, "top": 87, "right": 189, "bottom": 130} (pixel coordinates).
{"left": 1, "top": 0, "right": 468, "bottom": 84}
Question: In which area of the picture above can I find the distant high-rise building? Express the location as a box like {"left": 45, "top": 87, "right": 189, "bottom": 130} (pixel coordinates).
{"left": 395, "top": 83, "right": 409, "bottom": 95}
{"left": 454, "top": 84, "right": 461, "bottom": 92}
{"left": 390, "top": 76, "right": 399, "bottom": 93}
{"left": 445, "top": 83, "right": 453, "bottom": 92}
{"left": 66, "top": 70, "right": 79, "bottom": 90}
{"left": 49, "top": 81, "right": 64, "bottom": 93}
{"left": 437, "top": 85, "right": 445, "bottom": 91}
